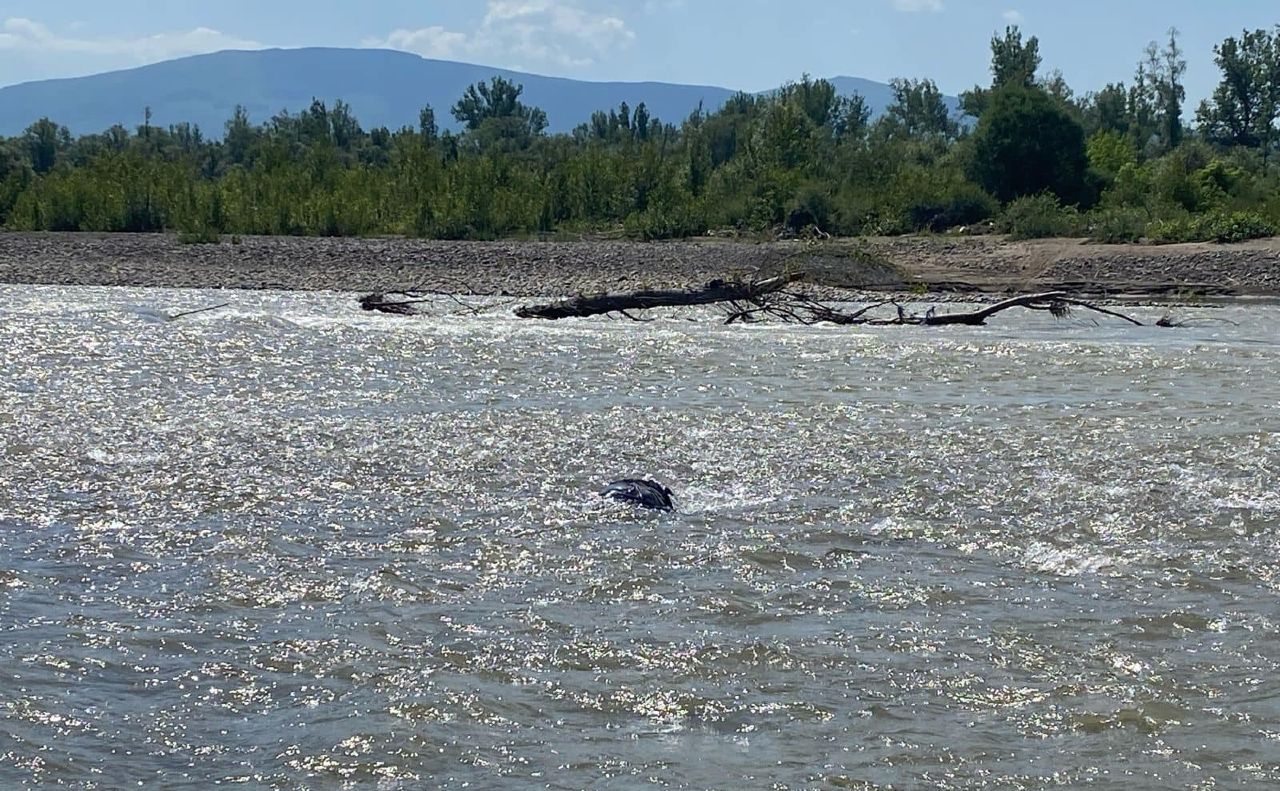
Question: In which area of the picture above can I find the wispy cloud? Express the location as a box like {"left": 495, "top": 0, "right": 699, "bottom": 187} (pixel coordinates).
{"left": 381, "top": 26, "right": 470, "bottom": 60}
{"left": 1002, "top": 9, "right": 1025, "bottom": 23}
{"left": 0, "top": 17, "right": 261, "bottom": 61}
{"left": 367, "top": 0, "right": 635, "bottom": 69}
{"left": 891, "top": 0, "right": 944, "bottom": 12}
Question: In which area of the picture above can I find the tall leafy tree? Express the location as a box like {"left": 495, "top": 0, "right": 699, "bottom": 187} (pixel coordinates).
{"left": 881, "top": 78, "right": 956, "bottom": 139}
{"left": 24, "top": 118, "right": 69, "bottom": 174}
{"left": 1196, "top": 27, "right": 1280, "bottom": 157}
{"left": 1131, "top": 29, "right": 1186, "bottom": 154}
{"left": 451, "top": 77, "right": 548, "bottom": 136}
{"left": 961, "top": 26, "right": 1041, "bottom": 118}
{"left": 1081, "top": 83, "right": 1131, "bottom": 136}
{"left": 418, "top": 106, "right": 439, "bottom": 142}
{"left": 837, "top": 94, "right": 872, "bottom": 140}
{"left": 330, "top": 100, "right": 361, "bottom": 150}
{"left": 1153, "top": 28, "right": 1187, "bottom": 152}
{"left": 778, "top": 76, "right": 841, "bottom": 129}
{"left": 967, "top": 85, "right": 1088, "bottom": 204}
{"left": 990, "top": 25, "right": 1041, "bottom": 88}
{"left": 632, "top": 103, "right": 652, "bottom": 141}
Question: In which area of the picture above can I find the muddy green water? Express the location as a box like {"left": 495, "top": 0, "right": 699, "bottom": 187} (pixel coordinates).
{"left": 1, "top": 287, "right": 1278, "bottom": 789}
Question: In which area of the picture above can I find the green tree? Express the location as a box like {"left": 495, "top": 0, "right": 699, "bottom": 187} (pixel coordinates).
{"left": 1153, "top": 29, "right": 1187, "bottom": 152}
{"left": 837, "top": 94, "right": 872, "bottom": 140}
{"left": 990, "top": 25, "right": 1041, "bottom": 88}
{"left": 967, "top": 85, "right": 1089, "bottom": 204}
{"left": 225, "top": 105, "right": 254, "bottom": 165}
{"left": 778, "top": 75, "right": 841, "bottom": 128}
{"left": 881, "top": 78, "right": 956, "bottom": 139}
{"left": 1131, "top": 29, "right": 1186, "bottom": 154}
{"left": 632, "top": 103, "right": 652, "bottom": 141}
{"left": 1039, "top": 69, "right": 1075, "bottom": 106}
{"left": 300, "top": 99, "right": 330, "bottom": 145}
{"left": 24, "top": 118, "right": 70, "bottom": 174}
{"left": 1086, "top": 130, "right": 1138, "bottom": 182}
{"left": 961, "top": 26, "right": 1041, "bottom": 117}
{"left": 418, "top": 106, "right": 439, "bottom": 142}
{"left": 1081, "top": 83, "right": 1130, "bottom": 136}
{"left": 754, "top": 98, "right": 818, "bottom": 170}
{"left": 451, "top": 77, "right": 548, "bottom": 136}
{"left": 1196, "top": 27, "right": 1280, "bottom": 156}
{"left": 329, "top": 100, "right": 361, "bottom": 150}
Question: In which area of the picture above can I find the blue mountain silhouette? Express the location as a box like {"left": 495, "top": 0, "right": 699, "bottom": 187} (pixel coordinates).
{"left": 0, "top": 47, "right": 960, "bottom": 137}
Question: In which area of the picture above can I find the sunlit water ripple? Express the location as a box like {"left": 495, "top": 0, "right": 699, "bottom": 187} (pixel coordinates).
{"left": 1, "top": 285, "right": 1279, "bottom": 789}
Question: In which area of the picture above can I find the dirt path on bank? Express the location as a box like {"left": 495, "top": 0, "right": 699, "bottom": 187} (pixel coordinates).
{"left": 2, "top": 232, "right": 1278, "bottom": 298}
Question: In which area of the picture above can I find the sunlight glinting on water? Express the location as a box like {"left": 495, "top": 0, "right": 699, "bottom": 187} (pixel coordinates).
{"left": 1, "top": 286, "right": 1278, "bottom": 789}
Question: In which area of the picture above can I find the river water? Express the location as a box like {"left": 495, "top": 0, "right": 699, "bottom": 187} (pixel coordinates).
{"left": 1, "top": 286, "right": 1278, "bottom": 790}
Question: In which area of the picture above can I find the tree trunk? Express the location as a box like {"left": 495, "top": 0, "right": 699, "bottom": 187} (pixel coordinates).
{"left": 514, "top": 273, "right": 803, "bottom": 320}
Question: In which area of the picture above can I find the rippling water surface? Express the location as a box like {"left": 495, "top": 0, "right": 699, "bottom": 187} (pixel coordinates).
{"left": 1, "top": 286, "right": 1279, "bottom": 789}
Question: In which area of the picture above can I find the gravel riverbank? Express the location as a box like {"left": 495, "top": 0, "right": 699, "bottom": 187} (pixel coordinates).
{"left": 2, "top": 232, "right": 1279, "bottom": 298}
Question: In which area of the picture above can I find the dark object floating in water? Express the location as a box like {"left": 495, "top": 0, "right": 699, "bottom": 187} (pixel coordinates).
{"left": 600, "top": 479, "right": 676, "bottom": 511}
{"left": 164, "top": 302, "right": 230, "bottom": 321}
{"left": 360, "top": 293, "right": 424, "bottom": 316}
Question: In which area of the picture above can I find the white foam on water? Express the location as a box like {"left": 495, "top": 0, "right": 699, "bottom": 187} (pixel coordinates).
{"left": 1022, "top": 541, "right": 1122, "bottom": 576}
{"left": 675, "top": 482, "right": 783, "bottom": 516}
{"left": 85, "top": 448, "right": 165, "bottom": 466}
{"left": 1211, "top": 491, "right": 1280, "bottom": 512}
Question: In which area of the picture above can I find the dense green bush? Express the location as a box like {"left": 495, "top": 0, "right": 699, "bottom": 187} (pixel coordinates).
{"left": 1146, "top": 215, "right": 1195, "bottom": 243}
{"left": 1085, "top": 206, "right": 1148, "bottom": 243}
{"left": 1263, "top": 195, "right": 1280, "bottom": 227}
{"left": 1148, "top": 142, "right": 1217, "bottom": 212}
{"left": 1147, "top": 210, "right": 1276, "bottom": 243}
{"left": 859, "top": 163, "right": 1000, "bottom": 235}
{"left": 1086, "top": 130, "right": 1138, "bottom": 184}
{"left": 785, "top": 183, "right": 835, "bottom": 232}
{"left": 1197, "top": 211, "right": 1276, "bottom": 243}
{"left": 968, "top": 86, "right": 1090, "bottom": 205}
{"left": 998, "top": 193, "right": 1081, "bottom": 239}
{"left": 903, "top": 183, "right": 998, "bottom": 233}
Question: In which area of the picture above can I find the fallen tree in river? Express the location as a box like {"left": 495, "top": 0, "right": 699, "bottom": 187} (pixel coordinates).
{"left": 512, "top": 276, "right": 1161, "bottom": 328}
{"left": 361, "top": 273, "right": 1184, "bottom": 328}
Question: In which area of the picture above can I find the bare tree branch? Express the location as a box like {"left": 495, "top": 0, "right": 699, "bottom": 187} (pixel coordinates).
{"left": 167, "top": 303, "right": 231, "bottom": 321}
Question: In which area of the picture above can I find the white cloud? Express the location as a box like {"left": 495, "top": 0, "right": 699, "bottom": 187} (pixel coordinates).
{"left": 382, "top": 26, "right": 470, "bottom": 60}
{"left": 1002, "top": 9, "right": 1025, "bottom": 23}
{"left": 0, "top": 17, "right": 261, "bottom": 62}
{"left": 367, "top": 0, "right": 635, "bottom": 69}
{"left": 892, "top": 0, "right": 944, "bottom": 11}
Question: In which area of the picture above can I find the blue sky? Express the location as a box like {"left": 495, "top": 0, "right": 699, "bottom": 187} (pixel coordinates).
{"left": 0, "top": 1, "right": 1277, "bottom": 104}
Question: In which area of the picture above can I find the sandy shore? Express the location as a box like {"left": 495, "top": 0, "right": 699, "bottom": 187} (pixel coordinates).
{"left": 2, "top": 232, "right": 1280, "bottom": 298}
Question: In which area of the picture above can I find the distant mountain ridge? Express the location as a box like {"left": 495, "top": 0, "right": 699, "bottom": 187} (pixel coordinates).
{"left": 0, "top": 47, "right": 961, "bottom": 137}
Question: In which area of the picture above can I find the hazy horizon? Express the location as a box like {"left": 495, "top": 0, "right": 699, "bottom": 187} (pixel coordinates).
{"left": 0, "top": 44, "right": 889, "bottom": 93}
{"left": 1, "top": 1, "right": 1278, "bottom": 105}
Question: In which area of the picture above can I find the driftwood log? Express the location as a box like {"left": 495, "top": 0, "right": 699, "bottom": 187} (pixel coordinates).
{"left": 514, "top": 273, "right": 804, "bottom": 320}
{"left": 360, "top": 293, "right": 426, "bottom": 315}
{"left": 366, "top": 276, "right": 1168, "bottom": 330}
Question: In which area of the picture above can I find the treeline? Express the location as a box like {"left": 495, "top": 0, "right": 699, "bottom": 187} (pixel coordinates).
{"left": 2, "top": 25, "right": 1280, "bottom": 243}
